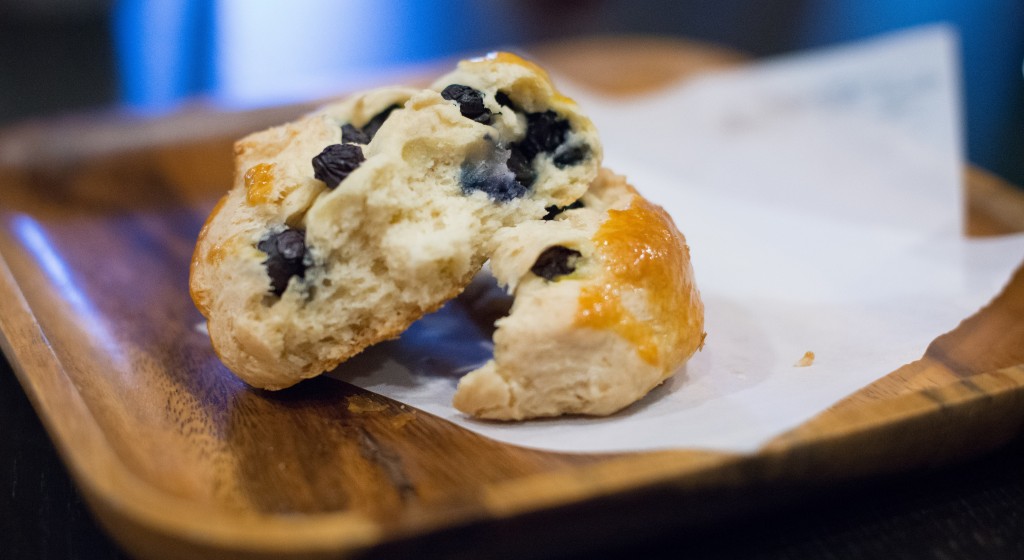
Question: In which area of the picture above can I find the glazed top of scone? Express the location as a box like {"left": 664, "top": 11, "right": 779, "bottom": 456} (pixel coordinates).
{"left": 575, "top": 191, "right": 704, "bottom": 370}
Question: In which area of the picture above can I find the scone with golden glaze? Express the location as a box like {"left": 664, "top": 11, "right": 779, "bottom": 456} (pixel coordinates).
{"left": 453, "top": 169, "right": 705, "bottom": 420}
{"left": 190, "top": 52, "right": 602, "bottom": 389}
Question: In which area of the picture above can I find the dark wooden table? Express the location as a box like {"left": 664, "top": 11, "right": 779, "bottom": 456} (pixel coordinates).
{"left": 4, "top": 351, "right": 1024, "bottom": 559}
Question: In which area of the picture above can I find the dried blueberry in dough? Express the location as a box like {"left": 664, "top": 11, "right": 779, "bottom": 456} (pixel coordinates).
{"left": 360, "top": 104, "right": 400, "bottom": 140}
{"left": 341, "top": 123, "right": 370, "bottom": 144}
{"left": 494, "top": 90, "right": 517, "bottom": 110}
{"left": 520, "top": 111, "right": 570, "bottom": 159}
{"left": 461, "top": 143, "right": 529, "bottom": 202}
{"left": 505, "top": 144, "right": 536, "bottom": 189}
{"left": 312, "top": 144, "right": 365, "bottom": 188}
{"left": 553, "top": 143, "right": 590, "bottom": 168}
{"left": 441, "top": 84, "right": 493, "bottom": 124}
{"left": 542, "top": 199, "right": 584, "bottom": 220}
{"left": 530, "top": 245, "right": 581, "bottom": 280}
{"left": 258, "top": 228, "right": 307, "bottom": 296}
{"left": 342, "top": 104, "right": 401, "bottom": 144}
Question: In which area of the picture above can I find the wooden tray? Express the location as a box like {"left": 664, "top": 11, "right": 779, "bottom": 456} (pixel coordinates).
{"left": 1, "top": 38, "right": 1023, "bottom": 560}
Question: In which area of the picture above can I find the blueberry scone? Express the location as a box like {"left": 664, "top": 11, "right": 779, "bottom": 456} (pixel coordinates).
{"left": 190, "top": 52, "right": 601, "bottom": 389}
{"left": 453, "top": 169, "right": 705, "bottom": 420}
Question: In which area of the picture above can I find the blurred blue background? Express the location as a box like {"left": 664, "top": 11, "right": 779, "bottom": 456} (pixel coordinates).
{"left": 1, "top": 0, "right": 1021, "bottom": 185}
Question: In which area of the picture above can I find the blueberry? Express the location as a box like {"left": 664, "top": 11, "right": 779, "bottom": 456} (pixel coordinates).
{"left": 361, "top": 104, "right": 400, "bottom": 140}
{"left": 258, "top": 228, "right": 307, "bottom": 296}
{"left": 460, "top": 143, "right": 529, "bottom": 202}
{"left": 441, "top": 84, "right": 492, "bottom": 124}
{"left": 461, "top": 160, "right": 528, "bottom": 202}
{"left": 505, "top": 144, "right": 536, "bottom": 189}
{"left": 542, "top": 199, "right": 584, "bottom": 220}
{"left": 456, "top": 108, "right": 575, "bottom": 203}
{"left": 553, "top": 143, "right": 590, "bottom": 168}
{"left": 494, "top": 90, "right": 517, "bottom": 110}
{"left": 530, "top": 246, "right": 581, "bottom": 280}
{"left": 520, "top": 111, "right": 570, "bottom": 160}
{"left": 312, "top": 144, "right": 365, "bottom": 188}
{"left": 341, "top": 123, "right": 370, "bottom": 144}
{"left": 341, "top": 104, "right": 400, "bottom": 145}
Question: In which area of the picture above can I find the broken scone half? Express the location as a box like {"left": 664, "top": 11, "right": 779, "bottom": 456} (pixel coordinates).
{"left": 454, "top": 169, "right": 706, "bottom": 420}
{"left": 190, "top": 52, "right": 601, "bottom": 389}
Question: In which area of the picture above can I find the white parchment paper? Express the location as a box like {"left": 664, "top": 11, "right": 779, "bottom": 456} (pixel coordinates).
{"left": 339, "top": 26, "right": 1024, "bottom": 453}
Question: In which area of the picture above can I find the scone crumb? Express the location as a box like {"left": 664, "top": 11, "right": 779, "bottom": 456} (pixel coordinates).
{"left": 794, "top": 351, "right": 815, "bottom": 367}
{"left": 346, "top": 395, "right": 389, "bottom": 414}
{"left": 390, "top": 413, "right": 416, "bottom": 429}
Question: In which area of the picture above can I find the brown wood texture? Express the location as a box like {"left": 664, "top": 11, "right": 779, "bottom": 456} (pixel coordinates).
{"left": 0, "top": 37, "right": 1023, "bottom": 560}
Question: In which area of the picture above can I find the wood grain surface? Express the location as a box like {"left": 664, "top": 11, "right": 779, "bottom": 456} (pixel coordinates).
{"left": 0, "top": 37, "right": 1022, "bottom": 560}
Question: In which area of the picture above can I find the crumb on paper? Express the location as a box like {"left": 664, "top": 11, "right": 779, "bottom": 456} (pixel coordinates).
{"left": 794, "top": 351, "right": 815, "bottom": 367}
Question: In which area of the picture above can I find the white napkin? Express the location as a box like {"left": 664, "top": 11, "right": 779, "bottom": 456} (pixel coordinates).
{"left": 340, "top": 26, "right": 1024, "bottom": 453}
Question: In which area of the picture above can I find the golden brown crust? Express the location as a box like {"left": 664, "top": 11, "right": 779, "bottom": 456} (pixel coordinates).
{"left": 189, "top": 194, "right": 228, "bottom": 317}
{"left": 576, "top": 185, "right": 705, "bottom": 371}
